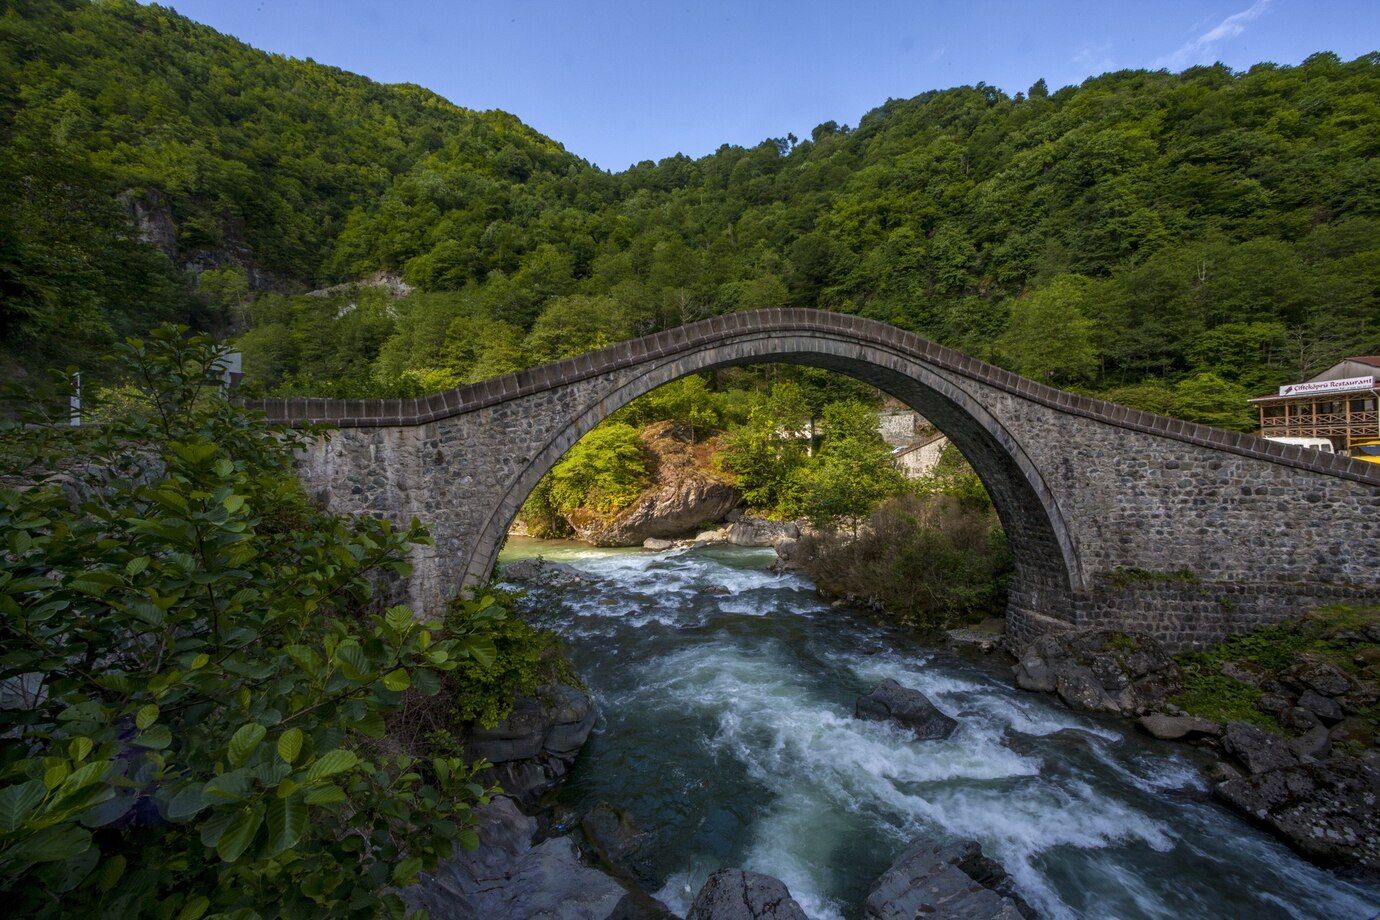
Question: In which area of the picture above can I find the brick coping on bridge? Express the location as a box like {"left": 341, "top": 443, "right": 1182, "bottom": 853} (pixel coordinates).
{"left": 242, "top": 308, "right": 1380, "bottom": 488}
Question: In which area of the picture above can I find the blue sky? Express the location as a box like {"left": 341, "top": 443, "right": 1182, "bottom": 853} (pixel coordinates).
{"left": 158, "top": 1, "right": 1378, "bottom": 169}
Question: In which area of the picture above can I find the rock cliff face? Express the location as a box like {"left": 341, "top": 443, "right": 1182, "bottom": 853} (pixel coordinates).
{"left": 463, "top": 681, "right": 596, "bottom": 807}
{"left": 569, "top": 422, "right": 740, "bottom": 546}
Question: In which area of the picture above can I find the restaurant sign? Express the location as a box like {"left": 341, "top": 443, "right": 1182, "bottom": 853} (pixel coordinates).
{"left": 1278, "top": 375, "right": 1376, "bottom": 397}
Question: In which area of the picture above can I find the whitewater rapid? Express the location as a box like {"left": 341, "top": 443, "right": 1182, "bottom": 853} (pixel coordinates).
{"left": 499, "top": 538, "right": 1379, "bottom": 920}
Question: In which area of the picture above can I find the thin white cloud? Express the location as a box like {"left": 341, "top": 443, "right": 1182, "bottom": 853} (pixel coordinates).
{"left": 1074, "top": 41, "right": 1116, "bottom": 74}
{"left": 1155, "top": 0, "right": 1273, "bottom": 70}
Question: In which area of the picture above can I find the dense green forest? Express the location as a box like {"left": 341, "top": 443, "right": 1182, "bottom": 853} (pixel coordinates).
{"left": 3, "top": 0, "right": 1378, "bottom": 425}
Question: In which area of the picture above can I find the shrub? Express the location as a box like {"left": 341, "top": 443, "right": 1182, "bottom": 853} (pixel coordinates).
{"left": 0, "top": 328, "right": 495, "bottom": 917}
{"left": 794, "top": 494, "right": 1012, "bottom": 631}
{"left": 547, "top": 422, "right": 650, "bottom": 516}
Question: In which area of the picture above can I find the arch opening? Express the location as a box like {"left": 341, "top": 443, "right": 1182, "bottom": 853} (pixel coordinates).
{"left": 468, "top": 331, "right": 1082, "bottom": 632}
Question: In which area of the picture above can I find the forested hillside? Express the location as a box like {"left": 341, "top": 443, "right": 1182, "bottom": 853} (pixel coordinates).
{"left": 3, "top": 0, "right": 1378, "bottom": 425}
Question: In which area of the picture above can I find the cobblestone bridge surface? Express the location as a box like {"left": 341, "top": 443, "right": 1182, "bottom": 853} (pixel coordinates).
{"left": 245, "top": 309, "right": 1380, "bottom": 650}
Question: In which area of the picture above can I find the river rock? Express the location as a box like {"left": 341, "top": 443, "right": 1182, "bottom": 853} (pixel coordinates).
{"left": 685, "top": 869, "right": 808, "bottom": 920}
{"left": 643, "top": 537, "right": 675, "bottom": 551}
{"left": 1011, "top": 629, "right": 1180, "bottom": 716}
{"left": 856, "top": 679, "right": 957, "bottom": 740}
{"left": 580, "top": 801, "right": 659, "bottom": 888}
{"left": 1296, "top": 689, "right": 1344, "bottom": 725}
{"left": 1213, "top": 753, "right": 1380, "bottom": 872}
{"left": 726, "top": 517, "right": 800, "bottom": 547}
{"left": 466, "top": 681, "right": 596, "bottom": 806}
{"left": 1138, "top": 713, "right": 1222, "bottom": 741}
{"left": 503, "top": 557, "right": 592, "bottom": 588}
{"left": 864, "top": 838, "right": 1035, "bottom": 920}
{"left": 404, "top": 795, "right": 627, "bottom": 919}
{"left": 1221, "top": 721, "right": 1299, "bottom": 775}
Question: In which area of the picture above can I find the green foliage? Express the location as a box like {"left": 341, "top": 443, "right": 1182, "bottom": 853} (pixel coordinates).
{"left": 1165, "top": 373, "right": 1256, "bottom": 431}
{"left": 1172, "top": 605, "right": 1380, "bottom": 734}
{"left": 547, "top": 422, "right": 650, "bottom": 516}
{"left": 0, "top": 328, "right": 492, "bottom": 917}
{"left": 997, "top": 275, "right": 1099, "bottom": 384}
{"left": 11, "top": 3, "right": 1379, "bottom": 435}
{"left": 795, "top": 494, "right": 1012, "bottom": 630}
{"left": 432, "top": 592, "right": 573, "bottom": 729}
{"left": 914, "top": 443, "right": 993, "bottom": 512}
{"left": 781, "top": 401, "right": 908, "bottom": 531}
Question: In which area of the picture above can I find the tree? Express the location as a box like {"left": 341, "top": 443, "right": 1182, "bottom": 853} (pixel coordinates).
{"left": 783, "top": 401, "right": 908, "bottom": 532}
{"left": 998, "top": 275, "right": 1100, "bottom": 384}
{"left": 547, "top": 422, "right": 650, "bottom": 516}
{"left": 1168, "top": 372, "right": 1256, "bottom": 431}
{"left": 0, "top": 328, "right": 500, "bottom": 917}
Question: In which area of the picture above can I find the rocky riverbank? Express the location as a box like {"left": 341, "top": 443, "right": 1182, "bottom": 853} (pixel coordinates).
{"left": 1002, "top": 619, "right": 1380, "bottom": 877}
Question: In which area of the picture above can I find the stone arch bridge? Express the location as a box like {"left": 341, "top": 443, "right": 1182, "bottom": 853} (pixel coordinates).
{"left": 246, "top": 309, "right": 1380, "bottom": 650}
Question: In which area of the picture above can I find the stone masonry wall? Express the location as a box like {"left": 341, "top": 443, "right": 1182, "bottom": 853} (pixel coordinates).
{"left": 251, "top": 309, "right": 1380, "bottom": 651}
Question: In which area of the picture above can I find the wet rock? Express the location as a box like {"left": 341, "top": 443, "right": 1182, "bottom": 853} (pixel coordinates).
{"left": 502, "top": 558, "right": 592, "bottom": 588}
{"left": 773, "top": 537, "right": 801, "bottom": 566}
{"left": 1214, "top": 755, "right": 1380, "bottom": 873}
{"left": 1011, "top": 629, "right": 1180, "bottom": 716}
{"left": 404, "top": 795, "right": 626, "bottom": 919}
{"left": 1281, "top": 706, "right": 1321, "bottom": 733}
{"left": 864, "top": 838, "right": 1036, "bottom": 920}
{"left": 466, "top": 682, "right": 596, "bottom": 806}
{"left": 643, "top": 537, "right": 675, "bottom": 551}
{"left": 946, "top": 618, "right": 1006, "bottom": 654}
{"left": 694, "top": 526, "right": 731, "bottom": 544}
{"left": 579, "top": 802, "right": 658, "bottom": 888}
{"left": 685, "top": 868, "right": 808, "bottom": 920}
{"left": 1254, "top": 693, "right": 1291, "bottom": 717}
{"left": 1221, "top": 722, "right": 1299, "bottom": 775}
{"left": 856, "top": 679, "right": 957, "bottom": 740}
{"left": 1138, "top": 713, "right": 1222, "bottom": 741}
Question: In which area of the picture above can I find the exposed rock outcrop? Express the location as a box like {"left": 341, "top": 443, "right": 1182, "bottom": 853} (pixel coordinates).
{"left": 465, "top": 682, "right": 596, "bottom": 806}
{"left": 1012, "top": 629, "right": 1180, "bottom": 716}
{"left": 864, "top": 838, "right": 1036, "bottom": 920}
{"left": 405, "top": 795, "right": 628, "bottom": 919}
{"left": 685, "top": 869, "right": 809, "bottom": 920}
{"left": 1212, "top": 721, "right": 1380, "bottom": 872}
{"left": 572, "top": 423, "right": 741, "bottom": 546}
{"left": 856, "top": 679, "right": 957, "bottom": 740}
{"left": 1136, "top": 713, "right": 1222, "bottom": 741}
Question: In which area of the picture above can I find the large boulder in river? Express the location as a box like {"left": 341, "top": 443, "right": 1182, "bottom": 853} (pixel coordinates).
{"left": 465, "top": 682, "right": 596, "bottom": 806}
{"left": 726, "top": 517, "right": 800, "bottom": 547}
{"left": 856, "top": 679, "right": 957, "bottom": 740}
{"left": 572, "top": 422, "right": 741, "bottom": 546}
{"left": 864, "top": 839, "right": 1036, "bottom": 920}
{"left": 502, "top": 557, "right": 592, "bottom": 589}
{"left": 685, "top": 869, "right": 808, "bottom": 920}
{"left": 404, "top": 795, "right": 627, "bottom": 919}
{"left": 1012, "top": 628, "right": 1180, "bottom": 716}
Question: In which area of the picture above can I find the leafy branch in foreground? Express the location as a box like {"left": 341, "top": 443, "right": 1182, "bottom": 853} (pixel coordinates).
{"left": 0, "top": 327, "right": 494, "bottom": 918}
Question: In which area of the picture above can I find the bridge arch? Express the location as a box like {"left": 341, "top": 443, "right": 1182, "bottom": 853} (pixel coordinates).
{"left": 251, "top": 308, "right": 1380, "bottom": 650}
{"left": 467, "top": 329, "right": 1083, "bottom": 629}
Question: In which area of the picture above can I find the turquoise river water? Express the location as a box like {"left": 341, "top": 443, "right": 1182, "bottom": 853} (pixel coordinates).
{"left": 498, "top": 537, "right": 1380, "bottom": 920}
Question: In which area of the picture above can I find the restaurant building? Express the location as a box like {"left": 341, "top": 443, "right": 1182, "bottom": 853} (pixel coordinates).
{"left": 1250, "top": 356, "right": 1380, "bottom": 453}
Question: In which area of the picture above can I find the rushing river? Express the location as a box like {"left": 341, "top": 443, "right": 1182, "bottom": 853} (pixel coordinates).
{"left": 498, "top": 537, "right": 1379, "bottom": 920}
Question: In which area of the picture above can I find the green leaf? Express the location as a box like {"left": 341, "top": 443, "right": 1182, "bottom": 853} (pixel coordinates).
{"left": 385, "top": 605, "right": 414, "bottom": 632}
{"left": 12, "top": 825, "right": 92, "bottom": 863}
{"left": 277, "top": 728, "right": 304, "bottom": 764}
{"left": 0, "top": 780, "right": 45, "bottom": 832}
{"left": 43, "top": 764, "right": 69, "bottom": 790}
{"left": 68, "top": 737, "right": 93, "bottom": 763}
{"left": 265, "top": 796, "right": 307, "bottom": 855}
{"left": 125, "top": 555, "right": 151, "bottom": 576}
{"left": 135, "top": 704, "right": 159, "bottom": 730}
{"left": 304, "top": 749, "right": 357, "bottom": 783}
{"left": 176, "top": 896, "right": 209, "bottom": 920}
{"left": 392, "top": 856, "right": 424, "bottom": 886}
{"left": 134, "top": 724, "right": 172, "bottom": 749}
{"left": 228, "top": 722, "right": 267, "bottom": 768}
{"left": 166, "top": 784, "right": 211, "bottom": 821}
{"left": 381, "top": 668, "right": 411, "bottom": 692}
{"left": 303, "top": 784, "right": 346, "bottom": 806}
{"left": 216, "top": 804, "right": 264, "bottom": 862}
{"left": 96, "top": 854, "right": 126, "bottom": 892}
{"left": 456, "top": 826, "right": 480, "bottom": 851}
